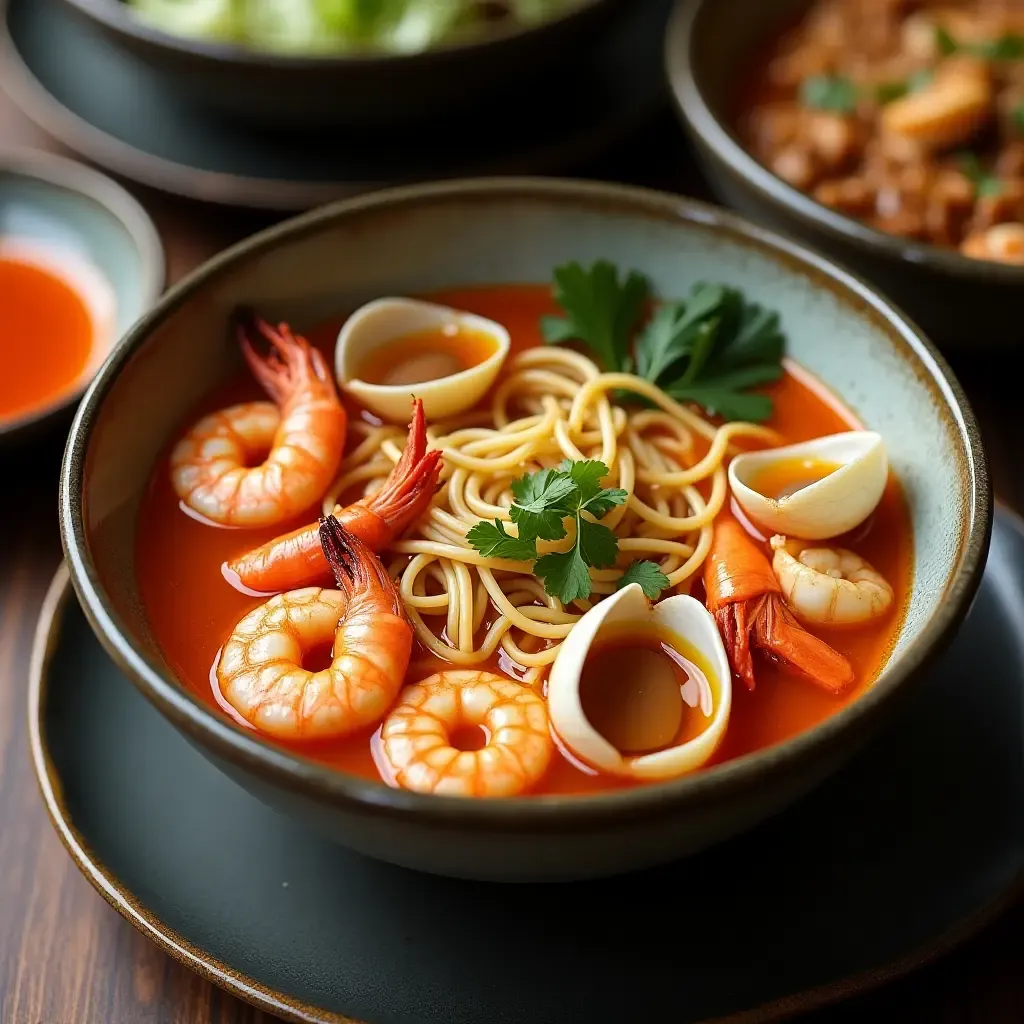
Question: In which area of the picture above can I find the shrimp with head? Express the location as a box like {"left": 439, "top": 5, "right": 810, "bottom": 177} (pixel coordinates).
{"left": 379, "top": 671, "right": 553, "bottom": 797}
{"left": 217, "top": 515, "right": 412, "bottom": 740}
{"left": 224, "top": 398, "right": 442, "bottom": 594}
{"left": 171, "top": 314, "right": 346, "bottom": 528}
{"left": 770, "top": 535, "right": 894, "bottom": 627}
{"left": 704, "top": 519, "right": 854, "bottom": 694}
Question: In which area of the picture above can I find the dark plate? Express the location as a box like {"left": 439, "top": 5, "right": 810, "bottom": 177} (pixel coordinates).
{"left": 30, "top": 509, "right": 1024, "bottom": 1023}
{"left": 0, "top": 0, "right": 669, "bottom": 211}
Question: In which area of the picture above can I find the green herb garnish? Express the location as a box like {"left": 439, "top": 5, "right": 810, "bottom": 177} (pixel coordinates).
{"left": 875, "top": 68, "right": 934, "bottom": 104}
{"left": 799, "top": 74, "right": 859, "bottom": 113}
{"left": 543, "top": 263, "right": 785, "bottom": 423}
{"left": 616, "top": 560, "right": 671, "bottom": 599}
{"left": 540, "top": 261, "right": 650, "bottom": 373}
{"left": 466, "top": 460, "right": 667, "bottom": 605}
{"left": 934, "top": 25, "right": 1024, "bottom": 60}
{"left": 958, "top": 151, "right": 1003, "bottom": 197}
{"left": 936, "top": 25, "right": 959, "bottom": 55}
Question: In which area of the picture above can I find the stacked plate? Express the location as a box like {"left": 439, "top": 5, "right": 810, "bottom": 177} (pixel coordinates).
{"left": 0, "top": 0, "right": 672, "bottom": 209}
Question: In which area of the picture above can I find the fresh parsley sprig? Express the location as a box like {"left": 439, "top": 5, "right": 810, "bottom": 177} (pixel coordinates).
{"left": 541, "top": 260, "right": 785, "bottom": 423}
{"left": 466, "top": 460, "right": 669, "bottom": 606}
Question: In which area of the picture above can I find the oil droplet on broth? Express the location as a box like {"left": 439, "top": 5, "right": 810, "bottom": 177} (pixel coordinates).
{"left": 354, "top": 324, "right": 497, "bottom": 387}
{"left": 750, "top": 456, "right": 842, "bottom": 501}
{"left": 578, "top": 630, "right": 713, "bottom": 756}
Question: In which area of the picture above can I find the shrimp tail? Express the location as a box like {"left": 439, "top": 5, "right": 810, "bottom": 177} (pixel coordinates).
{"left": 366, "top": 399, "right": 443, "bottom": 531}
{"left": 236, "top": 311, "right": 333, "bottom": 403}
{"left": 753, "top": 594, "right": 855, "bottom": 695}
{"left": 223, "top": 400, "right": 443, "bottom": 594}
{"left": 714, "top": 601, "right": 758, "bottom": 691}
{"left": 318, "top": 515, "right": 403, "bottom": 615}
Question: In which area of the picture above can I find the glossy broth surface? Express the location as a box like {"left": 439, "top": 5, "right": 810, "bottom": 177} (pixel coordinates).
{"left": 134, "top": 284, "right": 913, "bottom": 795}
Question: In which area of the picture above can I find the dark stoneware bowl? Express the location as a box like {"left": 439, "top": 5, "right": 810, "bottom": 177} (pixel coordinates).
{"left": 666, "top": 0, "right": 1024, "bottom": 351}
{"left": 59, "top": 178, "right": 990, "bottom": 882}
{"left": 57, "top": 0, "right": 629, "bottom": 130}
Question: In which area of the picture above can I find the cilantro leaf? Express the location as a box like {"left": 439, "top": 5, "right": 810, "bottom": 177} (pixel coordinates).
{"left": 465, "top": 520, "right": 537, "bottom": 561}
{"left": 633, "top": 285, "right": 726, "bottom": 383}
{"left": 582, "top": 488, "right": 629, "bottom": 519}
{"left": 668, "top": 385, "right": 775, "bottom": 423}
{"left": 508, "top": 468, "right": 575, "bottom": 541}
{"left": 561, "top": 459, "right": 609, "bottom": 504}
{"left": 799, "top": 75, "right": 859, "bottom": 113}
{"left": 541, "top": 261, "right": 650, "bottom": 372}
{"left": 617, "top": 561, "right": 670, "bottom": 599}
{"left": 534, "top": 547, "right": 592, "bottom": 605}
{"left": 576, "top": 519, "right": 619, "bottom": 570}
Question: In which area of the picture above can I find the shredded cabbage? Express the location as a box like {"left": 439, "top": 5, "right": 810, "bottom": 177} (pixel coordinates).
{"left": 127, "top": 0, "right": 580, "bottom": 53}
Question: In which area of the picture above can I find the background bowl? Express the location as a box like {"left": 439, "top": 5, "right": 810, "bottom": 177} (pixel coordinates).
{"left": 666, "top": 0, "right": 1024, "bottom": 351}
{"left": 60, "top": 178, "right": 990, "bottom": 882}
{"left": 0, "top": 147, "right": 163, "bottom": 450}
{"left": 57, "top": 0, "right": 631, "bottom": 130}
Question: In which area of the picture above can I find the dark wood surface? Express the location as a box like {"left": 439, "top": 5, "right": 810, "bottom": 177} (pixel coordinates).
{"left": 2, "top": 89, "right": 1023, "bottom": 1024}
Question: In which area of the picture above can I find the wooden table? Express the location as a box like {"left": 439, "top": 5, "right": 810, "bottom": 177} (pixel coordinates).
{"left": 2, "top": 89, "right": 1023, "bottom": 1024}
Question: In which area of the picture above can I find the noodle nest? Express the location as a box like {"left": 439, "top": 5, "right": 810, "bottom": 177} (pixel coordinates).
{"left": 323, "top": 348, "right": 776, "bottom": 686}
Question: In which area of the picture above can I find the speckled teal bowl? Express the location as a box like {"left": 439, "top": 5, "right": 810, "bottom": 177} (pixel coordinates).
{"left": 59, "top": 179, "right": 990, "bottom": 882}
{"left": 0, "top": 148, "right": 164, "bottom": 446}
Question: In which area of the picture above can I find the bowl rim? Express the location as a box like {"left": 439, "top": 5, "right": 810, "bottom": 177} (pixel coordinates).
{"left": 665, "top": 0, "right": 1024, "bottom": 284}
{"left": 59, "top": 0, "right": 615, "bottom": 69}
{"left": 0, "top": 145, "right": 165, "bottom": 439}
{"left": 59, "top": 176, "right": 992, "bottom": 829}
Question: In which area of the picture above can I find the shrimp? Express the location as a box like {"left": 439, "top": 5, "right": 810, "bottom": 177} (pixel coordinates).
{"left": 224, "top": 398, "right": 442, "bottom": 593}
{"left": 704, "top": 520, "right": 854, "bottom": 695}
{"left": 217, "top": 515, "right": 412, "bottom": 740}
{"left": 171, "top": 314, "right": 346, "bottom": 528}
{"left": 379, "top": 671, "right": 553, "bottom": 797}
{"left": 770, "top": 535, "right": 894, "bottom": 627}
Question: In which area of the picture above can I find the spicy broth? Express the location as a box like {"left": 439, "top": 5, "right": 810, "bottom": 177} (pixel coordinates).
{"left": 134, "top": 284, "right": 913, "bottom": 795}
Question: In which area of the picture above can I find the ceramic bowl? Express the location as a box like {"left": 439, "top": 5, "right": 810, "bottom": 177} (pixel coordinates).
{"left": 59, "top": 178, "right": 990, "bottom": 883}
{"left": 57, "top": 0, "right": 630, "bottom": 130}
{"left": 0, "top": 147, "right": 164, "bottom": 449}
{"left": 666, "top": 0, "right": 1024, "bottom": 351}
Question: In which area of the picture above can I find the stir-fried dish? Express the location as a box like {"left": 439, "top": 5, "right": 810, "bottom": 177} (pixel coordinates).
{"left": 737, "top": 0, "right": 1024, "bottom": 264}
{"left": 135, "top": 265, "right": 912, "bottom": 798}
{"left": 127, "top": 0, "right": 585, "bottom": 54}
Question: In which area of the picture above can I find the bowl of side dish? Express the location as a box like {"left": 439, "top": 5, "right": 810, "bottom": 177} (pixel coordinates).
{"left": 60, "top": 178, "right": 989, "bottom": 882}
{"left": 667, "top": 0, "right": 1024, "bottom": 349}
{"left": 56, "top": 0, "right": 631, "bottom": 129}
{"left": 0, "top": 148, "right": 163, "bottom": 448}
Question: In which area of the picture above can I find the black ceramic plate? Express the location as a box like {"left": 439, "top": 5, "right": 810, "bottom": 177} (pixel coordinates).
{"left": 30, "top": 510, "right": 1024, "bottom": 1024}
{"left": 0, "top": 0, "right": 669, "bottom": 211}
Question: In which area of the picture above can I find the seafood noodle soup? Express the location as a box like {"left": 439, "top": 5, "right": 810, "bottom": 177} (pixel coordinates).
{"left": 135, "top": 267, "right": 912, "bottom": 798}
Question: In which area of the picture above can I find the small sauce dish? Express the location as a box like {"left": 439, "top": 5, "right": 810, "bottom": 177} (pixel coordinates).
{"left": 334, "top": 297, "right": 510, "bottom": 423}
{"left": 0, "top": 149, "right": 164, "bottom": 447}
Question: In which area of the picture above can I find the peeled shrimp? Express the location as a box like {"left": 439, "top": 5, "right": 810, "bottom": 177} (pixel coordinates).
{"left": 217, "top": 516, "right": 412, "bottom": 739}
{"left": 379, "top": 671, "right": 553, "bottom": 797}
{"left": 225, "top": 398, "right": 442, "bottom": 593}
{"left": 171, "top": 316, "right": 346, "bottom": 528}
{"left": 770, "top": 535, "right": 894, "bottom": 627}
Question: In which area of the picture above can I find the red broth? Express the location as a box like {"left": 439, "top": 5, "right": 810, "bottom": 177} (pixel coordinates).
{"left": 134, "top": 285, "right": 913, "bottom": 795}
{"left": 0, "top": 242, "right": 109, "bottom": 423}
